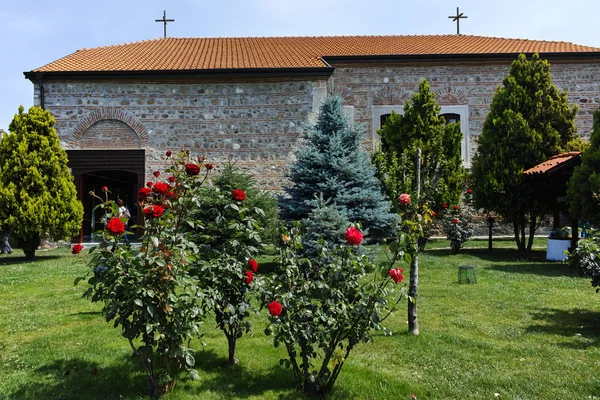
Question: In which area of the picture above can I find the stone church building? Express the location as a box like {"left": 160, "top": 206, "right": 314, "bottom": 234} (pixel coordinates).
{"left": 24, "top": 35, "right": 600, "bottom": 239}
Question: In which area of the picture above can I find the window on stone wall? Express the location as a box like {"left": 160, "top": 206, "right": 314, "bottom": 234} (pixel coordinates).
{"left": 440, "top": 113, "right": 460, "bottom": 125}
{"left": 372, "top": 105, "right": 470, "bottom": 167}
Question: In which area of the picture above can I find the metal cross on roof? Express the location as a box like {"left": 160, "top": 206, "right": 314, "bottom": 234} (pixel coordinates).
{"left": 448, "top": 7, "right": 468, "bottom": 35}
{"left": 155, "top": 10, "right": 175, "bottom": 38}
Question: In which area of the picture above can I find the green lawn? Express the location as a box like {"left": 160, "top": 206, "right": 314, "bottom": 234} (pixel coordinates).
{"left": 1, "top": 239, "right": 599, "bottom": 399}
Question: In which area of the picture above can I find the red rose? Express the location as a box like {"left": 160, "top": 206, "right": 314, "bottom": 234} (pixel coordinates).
{"left": 138, "top": 187, "right": 151, "bottom": 199}
{"left": 144, "top": 205, "right": 164, "bottom": 218}
{"left": 204, "top": 163, "right": 214, "bottom": 170}
{"left": 168, "top": 176, "right": 176, "bottom": 183}
{"left": 232, "top": 189, "right": 246, "bottom": 201}
{"left": 248, "top": 259, "right": 258, "bottom": 273}
{"left": 146, "top": 181, "right": 153, "bottom": 188}
{"left": 152, "top": 182, "right": 170, "bottom": 195}
{"left": 453, "top": 205, "right": 459, "bottom": 210}
{"left": 388, "top": 268, "right": 404, "bottom": 284}
{"left": 153, "top": 171, "right": 161, "bottom": 178}
{"left": 166, "top": 150, "right": 172, "bottom": 157}
{"left": 442, "top": 203, "right": 448, "bottom": 209}
{"left": 92, "top": 368, "right": 98, "bottom": 375}
{"left": 185, "top": 163, "right": 200, "bottom": 176}
{"left": 244, "top": 271, "right": 253, "bottom": 284}
{"left": 106, "top": 217, "right": 125, "bottom": 235}
{"left": 398, "top": 193, "right": 411, "bottom": 206}
{"left": 466, "top": 188, "right": 473, "bottom": 194}
{"left": 268, "top": 301, "right": 283, "bottom": 317}
{"left": 345, "top": 226, "right": 363, "bottom": 246}
{"left": 432, "top": 211, "right": 437, "bottom": 217}
{"left": 452, "top": 218, "right": 459, "bottom": 224}
{"left": 101, "top": 186, "right": 109, "bottom": 192}
{"left": 71, "top": 243, "right": 84, "bottom": 255}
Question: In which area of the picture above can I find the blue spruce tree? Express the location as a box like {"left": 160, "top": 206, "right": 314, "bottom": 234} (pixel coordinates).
{"left": 280, "top": 96, "right": 398, "bottom": 240}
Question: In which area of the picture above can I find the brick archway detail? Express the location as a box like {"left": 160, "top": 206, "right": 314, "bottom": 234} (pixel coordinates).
{"left": 73, "top": 109, "right": 149, "bottom": 148}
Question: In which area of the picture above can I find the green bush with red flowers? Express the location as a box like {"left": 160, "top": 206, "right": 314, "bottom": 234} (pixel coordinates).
{"left": 186, "top": 169, "right": 265, "bottom": 365}
{"left": 441, "top": 190, "right": 475, "bottom": 254}
{"left": 260, "top": 204, "right": 411, "bottom": 396}
{"left": 75, "top": 151, "right": 211, "bottom": 398}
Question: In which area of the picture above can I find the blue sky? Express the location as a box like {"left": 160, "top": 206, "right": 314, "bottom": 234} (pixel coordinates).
{"left": 1, "top": 0, "right": 599, "bottom": 130}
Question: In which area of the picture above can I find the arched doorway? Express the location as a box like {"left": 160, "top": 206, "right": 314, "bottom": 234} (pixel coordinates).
{"left": 67, "top": 150, "right": 145, "bottom": 242}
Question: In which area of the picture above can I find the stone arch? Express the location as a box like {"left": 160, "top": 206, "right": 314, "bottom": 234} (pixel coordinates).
{"left": 433, "top": 86, "right": 469, "bottom": 105}
{"left": 373, "top": 86, "right": 410, "bottom": 106}
{"left": 73, "top": 109, "right": 149, "bottom": 148}
{"left": 331, "top": 87, "right": 356, "bottom": 105}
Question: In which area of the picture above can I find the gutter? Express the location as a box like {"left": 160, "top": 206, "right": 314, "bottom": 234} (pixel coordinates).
{"left": 321, "top": 51, "right": 600, "bottom": 64}
{"left": 24, "top": 67, "right": 335, "bottom": 81}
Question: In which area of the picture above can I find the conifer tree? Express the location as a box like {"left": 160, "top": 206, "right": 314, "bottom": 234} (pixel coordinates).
{"left": 0, "top": 106, "right": 83, "bottom": 259}
{"left": 280, "top": 96, "right": 397, "bottom": 240}
{"left": 373, "top": 79, "right": 465, "bottom": 249}
{"left": 568, "top": 108, "right": 600, "bottom": 225}
{"left": 471, "top": 53, "right": 577, "bottom": 251}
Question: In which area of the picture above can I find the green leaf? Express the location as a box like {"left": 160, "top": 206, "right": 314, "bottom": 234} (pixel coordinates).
{"left": 134, "top": 298, "right": 143, "bottom": 307}
{"left": 189, "top": 369, "right": 200, "bottom": 381}
{"left": 185, "top": 353, "right": 195, "bottom": 367}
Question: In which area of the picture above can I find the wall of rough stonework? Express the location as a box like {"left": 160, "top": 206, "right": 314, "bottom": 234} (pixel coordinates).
{"left": 36, "top": 59, "right": 600, "bottom": 190}
{"left": 39, "top": 78, "right": 328, "bottom": 190}
{"left": 330, "top": 60, "right": 600, "bottom": 164}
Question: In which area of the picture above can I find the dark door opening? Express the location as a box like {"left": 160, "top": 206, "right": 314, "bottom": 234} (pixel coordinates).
{"left": 67, "top": 149, "right": 145, "bottom": 243}
{"left": 82, "top": 170, "right": 139, "bottom": 242}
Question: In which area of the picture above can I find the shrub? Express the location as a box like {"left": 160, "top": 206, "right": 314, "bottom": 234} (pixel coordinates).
{"left": 260, "top": 216, "right": 410, "bottom": 396}
{"left": 187, "top": 174, "right": 265, "bottom": 365}
{"left": 76, "top": 151, "right": 211, "bottom": 397}
{"left": 568, "top": 229, "right": 600, "bottom": 289}
{"left": 442, "top": 190, "right": 474, "bottom": 254}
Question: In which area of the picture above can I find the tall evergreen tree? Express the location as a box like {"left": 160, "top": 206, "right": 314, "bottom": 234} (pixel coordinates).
{"left": 568, "top": 108, "right": 600, "bottom": 225}
{"left": 280, "top": 96, "right": 397, "bottom": 240}
{"left": 0, "top": 106, "right": 83, "bottom": 259}
{"left": 471, "top": 53, "right": 577, "bottom": 251}
{"left": 373, "top": 79, "right": 466, "bottom": 212}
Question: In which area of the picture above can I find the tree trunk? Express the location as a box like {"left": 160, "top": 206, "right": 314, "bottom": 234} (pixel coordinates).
{"left": 408, "top": 255, "right": 419, "bottom": 335}
{"left": 227, "top": 333, "right": 238, "bottom": 365}
{"left": 22, "top": 237, "right": 41, "bottom": 260}
{"left": 513, "top": 214, "right": 525, "bottom": 252}
{"left": 408, "top": 148, "right": 420, "bottom": 335}
{"left": 527, "top": 214, "right": 537, "bottom": 251}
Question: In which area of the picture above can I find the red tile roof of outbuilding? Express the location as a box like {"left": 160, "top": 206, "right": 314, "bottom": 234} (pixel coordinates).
{"left": 524, "top": 152, "right": 582, "bottom": 176}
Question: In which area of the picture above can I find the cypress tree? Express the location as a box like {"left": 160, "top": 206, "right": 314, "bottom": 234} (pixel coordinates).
{"left": 471, "top": 53, "right": 577, "bottom": 251}
{"left": 0, "top": 106, "right": 83, "bottom": 259}
{"left": 280, "top": 96, "right": 397, "bottom": 241}
{"left": 373, "top": 79, "right": 465, "bottom": 212}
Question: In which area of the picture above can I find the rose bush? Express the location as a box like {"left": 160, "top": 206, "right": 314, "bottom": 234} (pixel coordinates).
{"left": 260, "top": 216, "right": 410, "bottom": 396}
{"left": 442, "top": 189, "right": 475, "bottom": 254}
{"left": 186, "top": 172, "right": 265, "bottom": 365}
{"left": 76, "top": 150, "right": 214, "bottom": 398}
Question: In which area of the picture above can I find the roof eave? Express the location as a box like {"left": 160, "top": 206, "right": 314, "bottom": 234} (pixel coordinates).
{"left": 23, "top": 67, "right": 334, "bottom": 82}
{"left": 323, "top": 51, "right": 600, "bottom": 64}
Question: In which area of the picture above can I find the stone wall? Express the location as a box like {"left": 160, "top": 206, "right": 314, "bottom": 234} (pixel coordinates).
{"left": 330, "top": 60, "right": 600, "bottom": 164}
{"left": 38, "top": 59, "right": 600, "bottom": 190}
{"left": 40, "top": 77, "right": 328, "bottom": 190}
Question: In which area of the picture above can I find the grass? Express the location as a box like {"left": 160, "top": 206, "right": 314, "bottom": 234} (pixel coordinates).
{"left": 1, "top": 239, "right": 600, "bottom": 399}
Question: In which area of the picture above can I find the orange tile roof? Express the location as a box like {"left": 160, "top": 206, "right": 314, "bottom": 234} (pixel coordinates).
{"left": 31, "top": 35, "right": 600, "bottom": 73}
{"left": 524, "top": 152, "right": 582, "bottom": 176}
